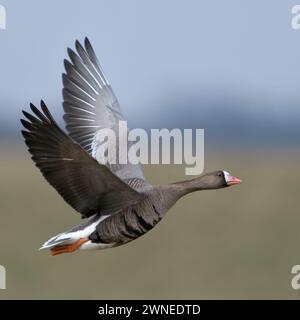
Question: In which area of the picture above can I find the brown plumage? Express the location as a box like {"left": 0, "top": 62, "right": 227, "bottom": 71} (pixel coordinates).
{"left": 21, "top": 38, "right": 241, "bottom": 255}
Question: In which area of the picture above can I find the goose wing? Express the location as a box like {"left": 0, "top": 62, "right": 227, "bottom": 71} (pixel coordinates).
{"left": 21, "top": 101, "right": 144, "bottom": 218}
{"left": 62, "top": 37, "right": 146, "bottom": 184}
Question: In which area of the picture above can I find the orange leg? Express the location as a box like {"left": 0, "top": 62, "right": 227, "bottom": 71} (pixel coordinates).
{"left": 51, "top": 238, "right": 89, "bottom": 256}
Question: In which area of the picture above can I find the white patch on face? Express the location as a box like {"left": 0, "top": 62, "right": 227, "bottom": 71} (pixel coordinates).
{"left": 223, "top": 170, "right": 230, "bottom": 184}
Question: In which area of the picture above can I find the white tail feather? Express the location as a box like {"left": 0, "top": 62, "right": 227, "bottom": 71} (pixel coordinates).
{"left": 39, "top": 214, "right": 109, "bottom": 250}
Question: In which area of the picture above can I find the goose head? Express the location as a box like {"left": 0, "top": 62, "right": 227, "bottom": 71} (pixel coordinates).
{"left": 194, "top": 170, "right": 242, "bottom": 190}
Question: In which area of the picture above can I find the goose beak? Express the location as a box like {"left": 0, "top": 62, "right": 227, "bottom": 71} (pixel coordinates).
{"left": 226, "top": 175, "right": 242, "bottom": 186}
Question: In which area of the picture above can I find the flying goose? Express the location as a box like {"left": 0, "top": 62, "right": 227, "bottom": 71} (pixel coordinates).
{"left": 21, "top": 38, "right": 241, "bottom": 256}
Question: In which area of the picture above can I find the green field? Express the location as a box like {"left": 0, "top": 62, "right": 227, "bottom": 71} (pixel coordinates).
{"left": 0, "top": 146, "right": 299, "bottom": 299}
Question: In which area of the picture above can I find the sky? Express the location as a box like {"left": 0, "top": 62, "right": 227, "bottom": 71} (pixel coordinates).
{"left": 0, "top": 0, "right": 300, "bottom": 144}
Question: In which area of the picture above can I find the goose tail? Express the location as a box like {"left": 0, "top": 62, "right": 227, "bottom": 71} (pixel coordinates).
{"left": 39, "top": 214, "right": 110, "bottom": 255}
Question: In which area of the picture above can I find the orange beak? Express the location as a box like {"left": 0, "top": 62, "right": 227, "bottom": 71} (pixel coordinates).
{"left": 226, "top": 175, "right": 242, "bottom": 186}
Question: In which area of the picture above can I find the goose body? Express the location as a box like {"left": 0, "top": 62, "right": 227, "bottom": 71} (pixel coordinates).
{"left": 21, "top": 38, "right": 241, "bottom": 255}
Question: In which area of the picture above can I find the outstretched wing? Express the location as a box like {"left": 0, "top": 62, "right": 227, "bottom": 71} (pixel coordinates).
{"left": 62, "top": 37, "right": 146, "bottom": 184}
{"left": 21, "top": 101, "right": 144, "bottom": 218}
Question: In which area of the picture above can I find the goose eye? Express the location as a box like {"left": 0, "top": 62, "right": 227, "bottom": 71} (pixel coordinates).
{"left": 218, "top": 172, "right": 222, "bottom": 177}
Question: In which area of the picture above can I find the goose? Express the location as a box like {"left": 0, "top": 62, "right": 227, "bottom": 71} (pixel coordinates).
{"left": 20, "top": 38, "right": 241, "bottom": 256}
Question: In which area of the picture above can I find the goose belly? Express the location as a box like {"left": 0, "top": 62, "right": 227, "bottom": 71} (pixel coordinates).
{"left": 89, "top": 204, "right": 163, "bottom": 246}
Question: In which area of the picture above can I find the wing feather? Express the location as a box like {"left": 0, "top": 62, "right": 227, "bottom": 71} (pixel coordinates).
{"left": 21, "top": 101, "right": 144, "bottom": 218}
{"left": 63, "top": 37, "right": 146, "bottom": 183}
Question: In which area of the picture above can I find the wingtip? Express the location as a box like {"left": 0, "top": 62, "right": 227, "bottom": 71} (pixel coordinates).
{"left": 75, "top": 39, "right": 83, "bottom": 51}
{"left": 30, "top": 102, "right": 39, "bottom": 114}
{"left": 22, "top": 110, "right": 32, "bottom": 120}
{"left": 20, "top": 118, "right": 29, "bottom": 128}
{"left": 84, "top": 37, "right": 92, "bottom": 50}
{"left": 21, "top": 129, "right": 29, "bottom": 138}
{"left": 62, "top": 73, "right": 68, "bottom": 83}
{"left": 64, "top": 58, "right": 72, "bottom": 71}
{"left": 40, "top": 100, "right": 49, "bottom": 115}
{"left": 67, "top": 47, "right": 75, "bottom": 59}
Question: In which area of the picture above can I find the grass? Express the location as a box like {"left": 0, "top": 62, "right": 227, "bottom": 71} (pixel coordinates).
{"left": 0, "top": 145, "right": 299, "bottom": 299}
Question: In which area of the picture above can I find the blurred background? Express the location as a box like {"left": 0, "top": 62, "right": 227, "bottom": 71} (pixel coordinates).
{"left": 0, "top": 0, "right": 300, "bottom": 299}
